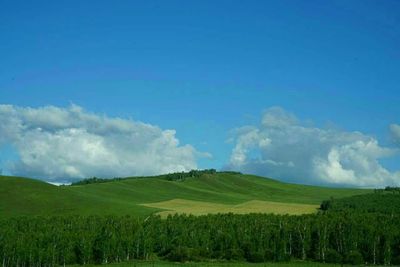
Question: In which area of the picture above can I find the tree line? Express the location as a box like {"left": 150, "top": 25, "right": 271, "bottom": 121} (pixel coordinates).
{"left": 1, "top": 211, "right": 399, "bottom": 266}
{"left": 376, "top": 186, "right": 400, "bottom": 194}
{"left": 70, "top": 169, "right": 223, "bottom": 186}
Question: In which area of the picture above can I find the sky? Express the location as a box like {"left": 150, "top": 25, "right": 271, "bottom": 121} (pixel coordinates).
{"left": 0, "top": 0, "right": 400, "bottom": 187}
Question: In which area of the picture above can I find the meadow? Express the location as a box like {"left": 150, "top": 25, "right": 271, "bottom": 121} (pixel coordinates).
{"left": 141, "top": 199, "right": 318, "bottom": 217}
{"left": 1, "top": 172, "right": 398, "bottom": 266}
{"left": 0, "top": 172, "right": 369, "bottom": 217}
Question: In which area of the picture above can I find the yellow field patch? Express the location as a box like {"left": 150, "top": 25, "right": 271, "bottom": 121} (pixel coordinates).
{"left": 140, "top": 199, "right": 318, "bottom": 217}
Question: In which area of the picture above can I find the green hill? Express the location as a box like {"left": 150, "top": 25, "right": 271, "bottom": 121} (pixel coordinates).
{"left": 320, "top": 190, "right": 400, "bottom": 214}
{"left": 0, "top": 172, "right": 370, "bottom": 217}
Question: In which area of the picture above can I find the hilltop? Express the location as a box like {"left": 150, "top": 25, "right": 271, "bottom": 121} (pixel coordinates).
{"left": 0, "top": 171, "right": 370, "bottom": 217}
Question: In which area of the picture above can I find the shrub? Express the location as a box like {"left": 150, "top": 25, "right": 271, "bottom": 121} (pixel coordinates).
{"left": 165, "top": 246, "right": 190, "bottom": 262}
{"left": 345, "top": 250, "right": 364, "bottom": 265}
{"left": 392, "top": 255, "right": 400, "bottom": 265}
{"left": 325, "top": 249, "right": 342, "bottom": 263}
{"left": 246, "top": 250, "right": 264, "bottom": 263}
{"left": 225, "top": 248, "right": 244, "bottom": 261}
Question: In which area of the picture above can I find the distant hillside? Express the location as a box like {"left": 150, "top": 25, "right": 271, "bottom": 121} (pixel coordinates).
{"left": 320, "top": 188, "right": 400, "bottom": 214}
{"left": 70, "top": 169, "right": 223, "bottom": 185}
{"left": 0, "top": 172, "right": 370, "bottom": 217}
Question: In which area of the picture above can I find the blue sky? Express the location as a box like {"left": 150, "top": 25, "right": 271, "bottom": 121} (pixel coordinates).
{"left": 1, "top": 0, "right": 399, "bottom": 186}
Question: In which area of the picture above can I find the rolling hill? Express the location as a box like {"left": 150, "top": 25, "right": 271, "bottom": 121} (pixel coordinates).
{"left": 0, "top": 172, "right": 371, "bottom": 217}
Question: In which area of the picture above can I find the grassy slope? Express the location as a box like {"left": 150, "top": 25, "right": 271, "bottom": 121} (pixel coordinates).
{"left": 141, "top": 199, "right": 319, "bottom": 217}
{"left": 321, "top": 192, "right": 400, "bottom": 213}
{"left": 0, "top": 173, "right": 370, "bottom": 217}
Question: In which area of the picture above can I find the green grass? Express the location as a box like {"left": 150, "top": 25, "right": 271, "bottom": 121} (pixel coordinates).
{"left": 0, "top": 173, "right": 370, "bottom": 217}
{"left": 141, "top": 199, "right": 319, "bottom": 217}
{"left": 66, "top": 261, "right": 375, "bottom": 267}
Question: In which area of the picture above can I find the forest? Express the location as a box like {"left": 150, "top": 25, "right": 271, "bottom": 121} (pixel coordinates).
{"left": 1, "top": 211, "right": 399, "bottom": 266}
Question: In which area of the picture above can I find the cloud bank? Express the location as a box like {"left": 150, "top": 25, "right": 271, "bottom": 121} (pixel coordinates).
{"left": 0, "top": 104, "right": 206, "bottom": 181}
{"left": 227, "top": 107, "right": 400, "bottom": 187}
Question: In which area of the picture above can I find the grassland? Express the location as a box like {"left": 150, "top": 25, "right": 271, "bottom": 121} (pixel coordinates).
{"left": 0, "top": 172, "right": 370, "bottom": 217}
{"left": 141, "top": 199, "right": 319, "bottom": 217}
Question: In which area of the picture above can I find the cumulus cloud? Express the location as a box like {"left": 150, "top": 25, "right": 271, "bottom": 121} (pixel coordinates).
{"left": 390, "top": 124, "right": 400, "bottom": 144}
{"left": 227, "top": 107, "right": 400, "bottom": 187}
{"left": 0, "top": 104, "right": 207, "bottom": 181}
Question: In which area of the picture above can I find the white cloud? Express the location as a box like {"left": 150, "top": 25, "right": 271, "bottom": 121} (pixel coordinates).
{"left": 227, "top": 107, "right": 400, "bottom": 187}
{"left": 0, "top": 104, "right": 207, "bottom": 181}
{"left": 390, "top": 124, "right": 400, "bottom": 144}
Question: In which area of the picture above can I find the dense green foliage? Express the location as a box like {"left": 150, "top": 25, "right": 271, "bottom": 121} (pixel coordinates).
{"left": 0, "top": 173, "right": 368, "bottom": 217}
{"left": 320, "top": 191, "right": 400, "bottom": 214}
{"left": 1, "top": 212, "right": 399, "bottom": 266}
{"left": 68, "top": 261, "right": 372, "bottom": 267}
